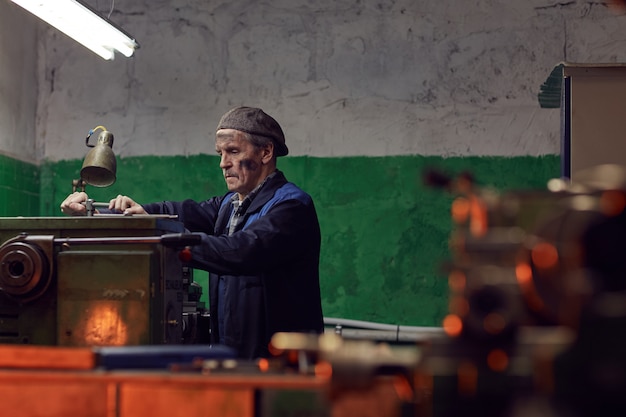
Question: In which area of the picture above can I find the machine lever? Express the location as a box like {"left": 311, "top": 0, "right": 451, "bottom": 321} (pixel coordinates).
{"left": 54, "top": 233, "right": 201, "bottom": 247}
{"left": 81, "top": 199, "right": 111, "bottom": 216}
{"left": 160, "top": 233, "right": 202, "bottom": 247}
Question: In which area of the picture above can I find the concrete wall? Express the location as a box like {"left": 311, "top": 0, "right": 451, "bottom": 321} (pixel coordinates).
{"left": 2, "top": 0, "right": 626, "bottom": 325}
{"left": 5, "top": 1, "right": 626, "bottom": 161}
{"left": 23, "top": 0, "right": 601, "bottom": 161}
{"left": 0, "top": 0, "right": 37, "bottom": 162}
{"left": 0, "top": 2, "right": 39, "bottom": 216}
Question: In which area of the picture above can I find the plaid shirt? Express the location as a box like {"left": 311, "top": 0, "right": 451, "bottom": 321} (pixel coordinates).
{"left": 227, "top": 171, "right": 277, "bottom": 235}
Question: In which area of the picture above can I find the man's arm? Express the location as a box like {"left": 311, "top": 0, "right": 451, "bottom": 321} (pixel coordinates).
{"left": 189, "top": 198, "right": 321, "bottom": 275}
{"left": 142, "top": 198, "right": 223, "bottom": 233}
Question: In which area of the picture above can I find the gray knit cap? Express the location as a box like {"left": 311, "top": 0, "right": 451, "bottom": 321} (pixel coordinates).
{"left": 216, "top": 107, "right": 289, "bottom": 157}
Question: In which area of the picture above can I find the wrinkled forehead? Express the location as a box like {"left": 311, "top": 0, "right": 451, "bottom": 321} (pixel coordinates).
{"left": 215, "top": 129, "right": 246, "bottom": 147}
{"left": 216, "top": 128, "right": 243, "bottom": 140}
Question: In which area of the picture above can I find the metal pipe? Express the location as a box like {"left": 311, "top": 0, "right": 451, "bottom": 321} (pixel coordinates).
{"left": 55, "top": 236, "right": 163, "bottom": 245}
{"left": 323, "top": 317, "right": 444, "bottom": 343}
{"left": 324, "top": 317, "right": 442, "bottom": 333}
{"left": 324, "top": 327, "right": 441, "bottom": 343}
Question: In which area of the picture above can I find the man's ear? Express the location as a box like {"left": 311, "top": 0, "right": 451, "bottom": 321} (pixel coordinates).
{"left": 261, "top": 142, "right": 275, "bottom": 164}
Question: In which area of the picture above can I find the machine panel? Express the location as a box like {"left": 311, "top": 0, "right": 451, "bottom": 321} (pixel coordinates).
{"left": 0, "top": 216, "right": 197, "bottom": 346}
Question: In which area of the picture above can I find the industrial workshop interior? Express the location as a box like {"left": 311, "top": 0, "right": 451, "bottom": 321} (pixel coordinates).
{"left": 3, "top": 0, "right": 626, "bottom": 416}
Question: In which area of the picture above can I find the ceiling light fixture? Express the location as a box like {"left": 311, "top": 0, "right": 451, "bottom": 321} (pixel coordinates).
{"left": 10, "top": 0, "right": 139, "bottom": 60}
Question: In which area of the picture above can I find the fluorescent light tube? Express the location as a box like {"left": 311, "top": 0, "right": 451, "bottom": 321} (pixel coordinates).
{"left": 10, "top": 0, "right": 139, "bottom": 60}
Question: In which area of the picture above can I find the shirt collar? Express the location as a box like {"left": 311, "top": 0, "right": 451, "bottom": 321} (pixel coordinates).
{"left": 230, "top": 170, "right": 277, "bottom": 214}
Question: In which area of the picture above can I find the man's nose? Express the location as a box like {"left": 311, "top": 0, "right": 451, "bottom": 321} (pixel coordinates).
{"left": 219, "top": 154, "right": 231, "bottom": 168}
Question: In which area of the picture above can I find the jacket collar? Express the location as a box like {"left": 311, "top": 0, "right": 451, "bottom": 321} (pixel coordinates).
{"left": 246, "top": 170, "right": 288, "bottom": 214}
{"left": 214, "top": 170, "right": 288, "bottom": 234}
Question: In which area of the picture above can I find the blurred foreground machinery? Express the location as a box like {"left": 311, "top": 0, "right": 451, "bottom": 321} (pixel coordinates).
{"left": 421, "top": 164, "right": 626, "bottom": 417}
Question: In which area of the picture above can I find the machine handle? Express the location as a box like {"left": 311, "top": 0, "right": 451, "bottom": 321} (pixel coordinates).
{"left": 54, "top": 233, "right": 201, "bottom": 247}
{"left": 160, "top": 233, "right": 202, "bottom": 247}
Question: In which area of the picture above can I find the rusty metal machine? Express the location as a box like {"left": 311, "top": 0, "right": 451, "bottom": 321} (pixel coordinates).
{"left": 0, "top": 215, "right": 204, "bottom": 347}
{"left": 418, "top": 164, "right": 626, "bottom": 417}
{"left": 0, "top": 127, "right": 212, "bottom": 348}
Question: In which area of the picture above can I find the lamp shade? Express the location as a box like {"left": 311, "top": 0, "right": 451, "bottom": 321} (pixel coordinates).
{"left": 80, "top": 130, "right": 117, "bottom": 187}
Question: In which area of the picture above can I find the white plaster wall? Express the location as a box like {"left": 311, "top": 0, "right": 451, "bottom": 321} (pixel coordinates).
{"left": 9, "top": 0, "right": 626, "bottom": 160}
{"left": 0, "top": 1, "right": 37, "bottom": 162}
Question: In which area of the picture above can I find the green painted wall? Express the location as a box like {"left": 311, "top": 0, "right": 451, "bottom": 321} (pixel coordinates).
{"left": 0, "top": 154, "right": 40, "bottom": 216}
{"left": 35, "top": 154, "right": 559, "bottom": 327}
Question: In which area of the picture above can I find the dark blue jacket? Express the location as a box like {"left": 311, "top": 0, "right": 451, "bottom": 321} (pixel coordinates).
{"left": 142, "top": 170, "right": 324, "bottom": 358}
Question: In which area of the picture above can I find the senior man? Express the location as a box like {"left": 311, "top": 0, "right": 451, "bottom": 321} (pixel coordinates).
{"left": 61, "top": 106, "right": 324, "bottom": 359}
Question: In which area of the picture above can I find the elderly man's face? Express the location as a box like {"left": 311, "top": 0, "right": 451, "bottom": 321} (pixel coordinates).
{"left": 216, "top": 129, "right": 267, "bottom": 198}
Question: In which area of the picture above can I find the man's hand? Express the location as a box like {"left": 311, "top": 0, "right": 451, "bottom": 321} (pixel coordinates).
{"left": 108, "top": 195, "right": 147, "bottom": 215}
{"left": 60, "top": 191, "right": 89, "bottom": 216}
